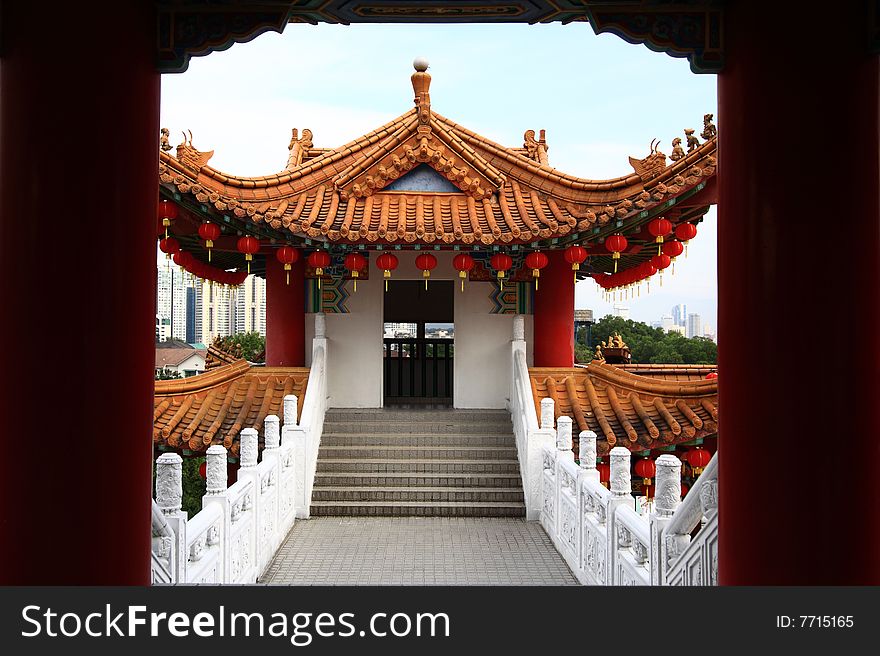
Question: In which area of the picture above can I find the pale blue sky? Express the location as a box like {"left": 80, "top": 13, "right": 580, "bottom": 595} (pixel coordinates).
{"left": 162, "top": 23, "right": 717, "bottom": 329}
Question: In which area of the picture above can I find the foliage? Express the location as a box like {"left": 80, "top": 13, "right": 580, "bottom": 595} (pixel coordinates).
{"left": 182, "top": 457, "right": 206, "bottom": 519}
{"left": 225, "top": 332, "right": 266, "bottom": 362}
{"left": 576, "top": 315, "right": 717, "bottom": 365}
{"left": 155, "top": 368, "right": 183, "bottom": 380}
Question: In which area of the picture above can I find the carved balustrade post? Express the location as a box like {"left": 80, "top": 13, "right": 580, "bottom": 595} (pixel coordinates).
{"left": 262, "top": 414, "right": 284, "bottom": 555}
{"left": 155, "top": 452, "right": 186, "bottom": 582}
{"left": 607, "top": 446, "right": 633, "bottom": 584}
{"left": 239, "top": 428, "right": 258, "bottom": 470}
{"left": 235, "top": 427, "right": 265, "bottom": 574}
{"left": 579, "top": 431, "right": 599, "bottom": 484}
{"left": 650, "top": 454, "right": 682, "bottom": 585}
{"left": 282, "top": 394, "right": 309, "bottom": 519}
{"left": 512, "top": 314, "right": 525, "bottom": 341}
{"left": 283, "top": 394, "right": 299, "bottom": 428}
{"left": 202, "top": 444, "right": 229, "bottom": 581}
{"left": 540, "top": 397, "right": 555, "bottom": 431}
{"left": 205, "top": 445, "right": 228, "bottom": 496}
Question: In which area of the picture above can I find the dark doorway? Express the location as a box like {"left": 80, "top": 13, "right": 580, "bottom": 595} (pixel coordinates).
{"left": 383, "top": 280, "right": 454, "bottom": 404}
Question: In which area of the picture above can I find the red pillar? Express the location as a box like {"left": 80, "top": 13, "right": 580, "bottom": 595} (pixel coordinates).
{"left": 718, "top": 1, "right": 880, "bottom": 583}
{"left": 265, "top": 252, "right": 306, "bottom": 366}
{"left": 533, "top": 250, "right": 574, "bottom": 367}
{"left": 0, "top": 3, "right": 158, "bottom": 583}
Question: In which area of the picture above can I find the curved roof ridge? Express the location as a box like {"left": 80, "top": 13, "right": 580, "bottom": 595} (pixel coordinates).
{"left": 155, "top": 359, "right": 250, "bottom": 396}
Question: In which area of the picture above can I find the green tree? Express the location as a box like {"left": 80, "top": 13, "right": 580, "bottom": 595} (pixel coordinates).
{"left": 155, "top": 368, "right": 183, "bottom": 380}
{"left": 581, "top": 315, "right": 717, "bottom": 365}
{"left": 227, "top": 331, "right": 266, "bottom": 362}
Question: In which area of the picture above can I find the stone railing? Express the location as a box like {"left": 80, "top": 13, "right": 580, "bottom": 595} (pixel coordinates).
{"left": 152, "top": 414, "right": 296, "bottom": 584}
{"left": 509, "top": 314, "right": 556, "bottom": 519}
{"left": 538, "top": 405, "right": 718, "bottom": 586}
{"left": 285, "top": 313, "right": 328, "bottom": 518}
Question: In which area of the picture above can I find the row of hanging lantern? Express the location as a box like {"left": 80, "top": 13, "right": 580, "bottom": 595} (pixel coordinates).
{"left": 594, "top": 222, "right": 698, "bottom": 301}
{"left": 591, "top": 446, "right": 711, "bottom": 498}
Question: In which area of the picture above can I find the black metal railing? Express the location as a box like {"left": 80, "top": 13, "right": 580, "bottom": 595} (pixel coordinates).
{"left": 383, "top": 338, "right": 454, "bottom": 400}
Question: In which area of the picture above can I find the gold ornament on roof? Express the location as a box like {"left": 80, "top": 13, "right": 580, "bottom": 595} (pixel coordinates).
{"left": 701, "top": 113, "right": 717, "bottom": 140}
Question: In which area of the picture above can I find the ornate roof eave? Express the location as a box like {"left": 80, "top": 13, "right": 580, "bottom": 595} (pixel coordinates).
{"left": 530, "top": 364, "right": 718, "bottom": 455}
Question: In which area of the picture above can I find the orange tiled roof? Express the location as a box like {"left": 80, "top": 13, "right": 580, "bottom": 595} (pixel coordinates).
{"left": 159, "top": 66, "right": 716, "bottom": 249}
{"left": 530, "top": 364, "right": 717, "bottom": 456}
{"left": 154, "top": 360, "right": 308, "bottom": 456}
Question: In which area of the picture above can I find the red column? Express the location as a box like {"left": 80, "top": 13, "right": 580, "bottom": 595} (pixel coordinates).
{"left": 718, "top": 1, "right": 880, "bottom": 584}
{"left": 265, "top": 252, "right": 306, "bottom": 366}
{"left": 533, "top": 250, "right": 574, "bottom": 367}
{"left": 0, "top": 3, "right": 158, "bottom": 583}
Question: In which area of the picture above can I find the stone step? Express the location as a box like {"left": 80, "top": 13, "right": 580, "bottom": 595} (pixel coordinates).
{"left": 317, "top": 445, "right": 518, "bottom": 460}
{"left": 309, "top": 500, "right": 526, "bottom": 517}
{"left": 311, "top": 486, "right": 526, "bottom": 503}
{"left": 321, "top": 420, "right": 513, "bottom": 435}
{"left": 324, "top": 409, "right": 512, "bottom": 423}
{"left": 320, "top": 432, "right": 516, "bottom": 447}
{"left": 314, "top": 472, "right": 523, "bottom": 488}
{"left": 316, "top": 458, "right": 522, "bottom": 474}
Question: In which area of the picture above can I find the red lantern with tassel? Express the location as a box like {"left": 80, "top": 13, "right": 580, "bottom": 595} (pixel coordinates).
{"left": 344, "top": 252, "right": 367, "bottom": 292}
{"left": 596, "top": 461, "right": 610, "bottom": 488}
{"left": 308, "top": 249, "right": 331, "bottom": 289}
{"left": 198, "top": 222, "right": 222, "bottom": 262}
{"left": 564, "top": 245, "right": 588, "bottom": 283}
{"left": 687, "top": 447, "right": 712, "bottom": 476}
{"left": 651, "top": 253, "right": 671, "bottom": 286}
{"left": 376, "top": 252, "right": 398, "bottom": 292}
{"left": 647, "top": 217, "right": 672, "bottom": 255}
{"left": 158, "top": 200, "right": 178, "bottom": 239}
{"left": 524, "top": 251, "right": 549, "bottom": 290}
{"left": 414, "top": 252, "right": 438, "bottom": 290}
{"left": 634, "top": 456, "right": 656, "bottom": 499}
{"left": 172, "top": 250, "right": 193, "bottom": 269}
{"left": 674, "top": 222, "right": 698, "bottom": 256}
{"left": 236, "top": 235, "right": 260, "bottom": 274}
{"left": 605, "top": 234, "right": 627, "bottom": 273}
{"left": 662, "top": 239, "right": 684, "bottom": 275}
{"left": 276, "top": 246, "right": 299, "bottom": 285}
{"left": 489, "top": 252, "right": 513, "bottom": 290}
{"left": 159, "top": 236, "right": 180, "bottom": 259}
{"left": 452, "top": 253, "right": 475, "bottom": 292}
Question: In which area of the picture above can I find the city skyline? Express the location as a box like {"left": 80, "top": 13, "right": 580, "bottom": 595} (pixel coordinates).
{"left": 161, "top": 22, "right": 717, "bottom": 330}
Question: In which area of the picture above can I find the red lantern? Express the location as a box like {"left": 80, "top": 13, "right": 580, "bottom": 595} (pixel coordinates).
{"left": 489, "top": 252, "right": 513, "bottom": 290}
{"left": 675, "top": 222, "right": 698, "bottom": 256}
{"left": 687, "top": 447, "right": 712, "bottom": 476}
{"left": 452, "top": 253, "right": 475, "bottom": 292}
{"left": 634, "top": 456, "right": 656, "bottom": 497}
{"left": 647, "top": 217, "right": 672, "bottom": 255}
{"left": 524, "top": 251, "right": 549, "bottom": 290}
{"left": 596, "top": 462, "right": 610, "bottom": 488}
{"left": 198, "top": 461, "right": 207, "bottom": 479}
{"left": 308, "top": 249, "right": 331, "bottom": 289}
{"left": 605, "top": 234, "right": 627, "bottom": 273}
{"left": 236, "top": 235, "right": 260, "bottom": 274}
{"left": 158, "top": 200, "right": 178, "bottom": 239}
{"left": 651, "top": 253, "right": 672, "bottom": 286}
{"left": 705, "top": 371, "right": 718, "bottom": 380}
{"left": 662, "top": 240, "right": 684, "bottom": 259}
{"left": 198, "top": 222, "right": 222, "bottom": 262}
{"left": 376, "top": 252, "right": 399, "bottom": 292}
{"left": 414, "top": 252, "right": 438, "bottom": 290}
{"left": 172, "top": 250, "right": 193, "bottom": 269}
{"left": 680, "top": 483, "right": 690, "bottom": 498}
{"left": 276, "top": 246, "right": 299, "bottom": 285}
{"left": 344, "top": 252, "right": 367, "bottom": 292}
{"left": 159, "top": 236, "right": 180, "bottom": 259}
{"left": 564, "top": 245, "right": 588, "bottom": 283}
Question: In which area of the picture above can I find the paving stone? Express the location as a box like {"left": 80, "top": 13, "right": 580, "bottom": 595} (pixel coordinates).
{"left": 260, "top": 517, "right": 577, "bottom": 586}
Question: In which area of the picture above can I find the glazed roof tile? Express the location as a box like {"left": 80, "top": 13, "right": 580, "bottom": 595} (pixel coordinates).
{"left": 154, "top": 360, "right": 308, "bottom": 456}
{"left": 530, "top": 364, "right": 717, "bottom": 456}
{"left": 159, "top": 78, "right": 717, "bottom": 249}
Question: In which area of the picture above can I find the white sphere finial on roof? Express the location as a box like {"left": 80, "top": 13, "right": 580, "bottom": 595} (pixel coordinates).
{"left": 413, "top": 57, "right": 429, "bottom": 72}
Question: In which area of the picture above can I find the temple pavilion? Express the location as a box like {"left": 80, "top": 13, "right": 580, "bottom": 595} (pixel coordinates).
{"left": 153, "top": 60, "right": 719, "bottom": 469}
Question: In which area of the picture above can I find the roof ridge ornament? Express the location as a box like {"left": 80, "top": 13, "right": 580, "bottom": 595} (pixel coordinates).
{"left": 411, "top": 57, "right": 432, "bottom": 131}
{"left": 286, "top": 127, "right": 313, "bottom": 170}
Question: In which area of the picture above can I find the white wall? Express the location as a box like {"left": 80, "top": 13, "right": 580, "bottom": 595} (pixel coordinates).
{"left": 308, "top": 251, "right": 534, "bottom": 409}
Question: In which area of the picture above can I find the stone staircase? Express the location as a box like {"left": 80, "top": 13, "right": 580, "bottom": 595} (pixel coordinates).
{"left": 311, "top": 408, "right": 525, "bottom": 517}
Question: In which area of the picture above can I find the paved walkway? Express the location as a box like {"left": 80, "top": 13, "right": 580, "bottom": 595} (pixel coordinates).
{"left": 260, "top": 517, "right": 577, "bottom": 585}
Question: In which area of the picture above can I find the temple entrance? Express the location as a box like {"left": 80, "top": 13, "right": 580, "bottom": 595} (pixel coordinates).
{"left": 383, "top": 280, "right": 454, "bottom": 405}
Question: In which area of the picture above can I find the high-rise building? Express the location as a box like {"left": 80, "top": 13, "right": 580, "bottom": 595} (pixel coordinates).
{"left": 186, "top": 286, "right": 197, "bottom": 344}
{"left": 687, "top": 313, "right": 702, "bottom": 338}
{"left": 233, "top": 275, "right": 267, "bottom": 336}
{"left": 201, "top": 280, "right": 235, "bottom": 343}
{"left": 672, "top": 303, "right": 688, "bottom": 327}
{"left": 157, "top": 264, "right": 188, "bottom": 342}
